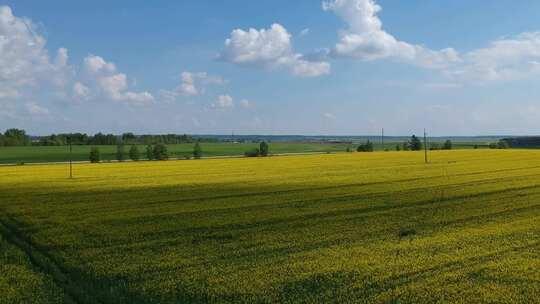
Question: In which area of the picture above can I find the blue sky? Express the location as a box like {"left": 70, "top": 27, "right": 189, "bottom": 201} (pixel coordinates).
{"left": 2, "top": 1, "right": 540, "bottom": 136}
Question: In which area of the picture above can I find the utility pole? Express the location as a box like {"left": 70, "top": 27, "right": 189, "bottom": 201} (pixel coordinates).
{"left": 424, "top": 129, "right": 428, "bottom": 164}
{"left": 381, "top": 128, "right": 385, "bottom": 151}
{"left": 69, "top": 136, "right": 73, "bottom": 179}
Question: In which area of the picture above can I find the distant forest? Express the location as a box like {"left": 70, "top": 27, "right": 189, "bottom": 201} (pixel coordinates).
{"left": 0, "top": 128, "right": 217, "bottom": 147}
{"left": 501, "top": 137, "right": 540, "bottom": 148}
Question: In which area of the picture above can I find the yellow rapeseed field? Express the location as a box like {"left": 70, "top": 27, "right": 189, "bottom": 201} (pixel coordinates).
{"left": 1, "top": 150, "right": 540, "bottom": 303}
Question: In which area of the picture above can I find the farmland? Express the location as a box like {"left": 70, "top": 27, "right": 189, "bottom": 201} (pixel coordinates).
{"left": 1, "top": 150, "right": 540, "bottom": 303}
{"left": 0, "top": 142, "right": 351, "bottom": 164}
{"left": 0, "top": 140, "right": 490, "bottom": 164}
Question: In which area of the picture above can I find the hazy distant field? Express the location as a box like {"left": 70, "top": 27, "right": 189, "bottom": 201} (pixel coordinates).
{"left": 2, "top": 150, "right": 539, "bottom": 303}
{"left": 0, "top": 141, "right": 489, "bottom": 164}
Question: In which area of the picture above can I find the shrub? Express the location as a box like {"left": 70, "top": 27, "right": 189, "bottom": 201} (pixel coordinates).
{"left": 245, "top": 149, "right": 260, "bottom": 157}
{"left": 146, "top": 145, "right": 154, "bottom": 160}
{"left": 442, "top": 140, "right": 453, "bottom": 150}
{"left": 89, "top": 147, "right": 100, "bottom": 163}
{"left": 116, "top": 144, "right": 126, "bottom": 162}
{"left": 259, "top": 141, "right": 269, "bottom": 157}
{"left": 409, "top": 135, "right": 422, "bottom": 151}
{"left": 193, "top": 142, "right": 202, "bottom": 159}
{"left": 129, "top": 145, "right": 140, "bottom": 161}
{"left": 497, "top": 140, "right": 510, "bottom": 149}
{"left": 402, "top": 142, "right": 410, "bottom": 151}
{"left": 153, "top": 144, "right": 169, "bottom": 160}
{"left": 357, "top": 140, "right": 374, "bottom": 152}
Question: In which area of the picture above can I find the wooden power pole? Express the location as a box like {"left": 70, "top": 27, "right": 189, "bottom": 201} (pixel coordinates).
{"left": 424, "top": 129, "right": 428, "bottom": 164}
{"left": 381, "top": 128, "right": 385, "bottom": 151}
{"left": 69, "top": 136, "right": 73, "bottom": 179}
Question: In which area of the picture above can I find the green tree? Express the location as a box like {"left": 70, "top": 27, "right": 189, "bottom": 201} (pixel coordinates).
{"left": 259, "top": 141, "right": 269, "bottom": 157}
{"left": 3, "top": 128, "right": 30, "bottom": 146}
{"left": 497, "top": 140, "right": 510, "bottom": 149}
{"left": 442, "top": 140, "right": 452, "bottom": 150}
{"left": 244, "top": 148, "right": 260, "bottom": 157}
{"left": 357, "top": 140, "right": 374, "bottom": 152}
{"left": 430, "top": 143, "right": 440, "bottom": 150}
{"left": 402, "top": 141, "right": 410, "bottom": 151}
{"left": 153, "top": 144, "right": 169, "bottom": 160}
{"left": 116, "top": 144, "right": 126, "bottom": 162}
{"left": 89, "top": 147, "right": 100, "bottom": 163}
{"left": 122, "top": 132, "right": 136, "bottom": 144}
{"left": 193, "top": 142, "right": 203, "bottom": 159}
{"left": 409, "top": 135, "right": 422, "bottom": 151}
{"left": 396, "top": 144, "right": 401, "bottom": 151}
{"left": 146, "top": 145, "right": 154, "bottom": 160}
{"left": 129, "top": 145, "right": 140, "bottom": 161}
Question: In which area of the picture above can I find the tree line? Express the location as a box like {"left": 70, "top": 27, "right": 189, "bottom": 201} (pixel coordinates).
{"left": 352, "top": 135, "right": 426, "bottom": 152}
{"left": 0, "top": 129, "right": 31, "bottom": 146}
{"left": 352, "top": 135, "right": 509, "bottom": 152}
{"left": 89, "top": 141, "right": 271, "bottom": 163}
{"left": 0, "top": 128, "right": 217, "bottom": 146}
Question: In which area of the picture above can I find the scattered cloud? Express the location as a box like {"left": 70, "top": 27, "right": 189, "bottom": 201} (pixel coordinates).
{"left": 220, "top": 23, "right": 330, "bottom": 77}
{"left": 0, "top": 5, "right": 71, "bottom": 101}
{"left": 73, "top": 82, "right": 91, "bottom": 100}
{"left": 323, "top": 112, "right": 336, "bottom": 120}
{"left": 25, "top": 102, "right": 49, "bottom": 117}
{"left": 240, "top": 99, "right": 250, "bottom": 108}
{"left": 322, "top": 0, "right": 460, "bottom": 69}
{"left": 82, "top": 55, "right": 155, "bottom": 105}
{"left": 321, "top": 0, "right": 540, "bottom": 86}
{"left": 83, "top": 55, "right": 116, "bottom": 74}
{"left": 422, "top": 82, "right": 462, "bottom": 90}
{"left": 178, "top": 72, "right": 200, "bottom": 96}
{"left": 213, "top": 94, "right": 234, "bottom": 108}
{"left": 446, "top": 32, "right": 540, "bottom": 83}
{"left": 178, "top": 71, "right": 226, "bottom": 96}
{"left": 299, "top": 28, "right": 310, "bottom": 37}
{"left": 160, "top": 71, "right": 226, "bottom": 103}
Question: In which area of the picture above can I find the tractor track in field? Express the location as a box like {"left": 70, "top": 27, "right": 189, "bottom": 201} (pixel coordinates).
{"left": 0, "top": 211, "right": 104, "bottom": 304}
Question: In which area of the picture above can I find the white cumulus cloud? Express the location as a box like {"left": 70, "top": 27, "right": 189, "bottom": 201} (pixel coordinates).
{"left": 82, "top": 55, "right": 154, "bottom": 105}
{"left": 220, "top": 23, "right": 330, "bottom": 77}
{"left": 0, "top": 6, "right": 71, "bottom": 100}
{"left": 160, "top": 71, "right": 227, "bottom": 102}
{"left": 322, "top": 0, "right": 460, "bottom": 69}
{"left": 73, "top": 82, "right": 90, "bottom": 99}
{"left": 447, "top": 32, "right": 540, "bottom": 83}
